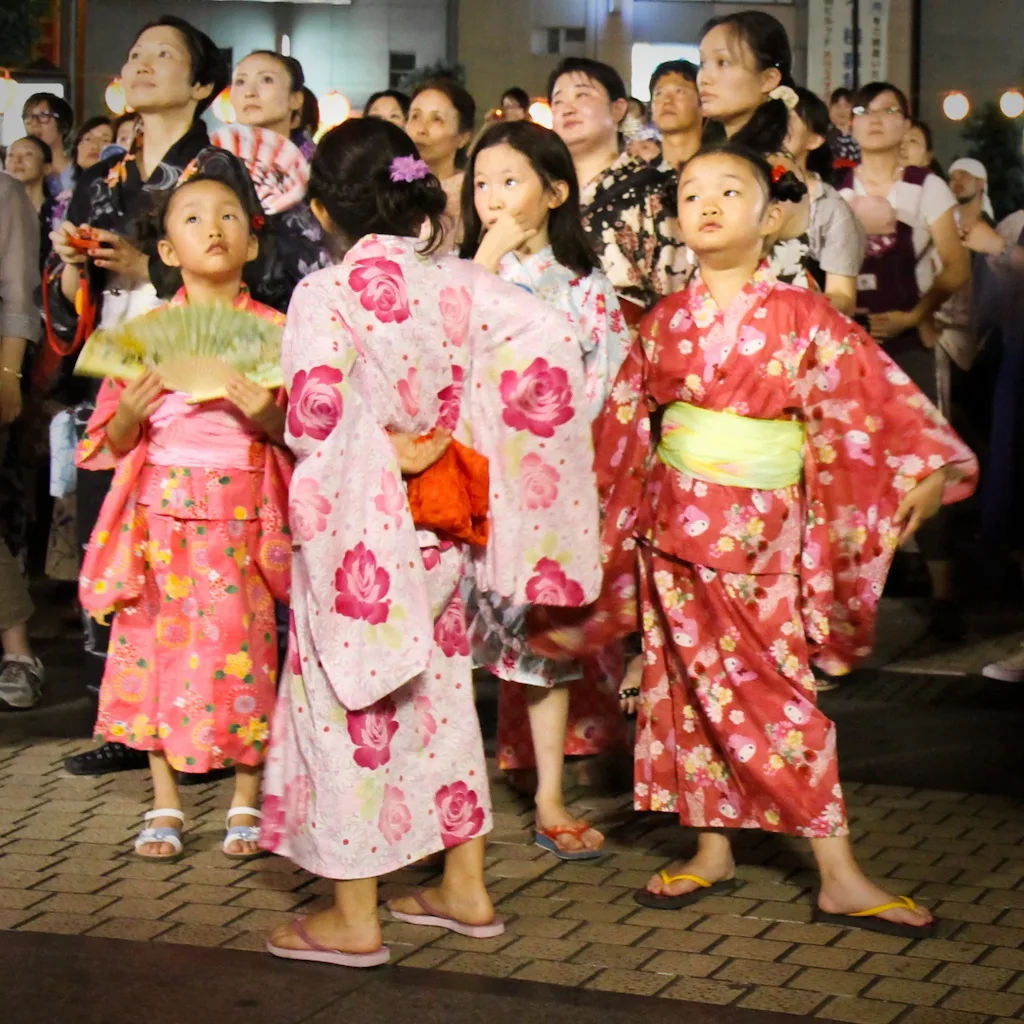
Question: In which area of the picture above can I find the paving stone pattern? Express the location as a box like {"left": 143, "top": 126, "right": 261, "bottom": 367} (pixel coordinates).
{"left": 2, "top": 739, "right": 1024, "bottom": 1023}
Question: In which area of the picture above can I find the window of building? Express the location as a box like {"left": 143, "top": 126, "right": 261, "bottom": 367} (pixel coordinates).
{"left": 530, "top": 27, "right": 587, "bottom": 57}
{"left": 388, "top": 51, "right": 417, "bottom": 89}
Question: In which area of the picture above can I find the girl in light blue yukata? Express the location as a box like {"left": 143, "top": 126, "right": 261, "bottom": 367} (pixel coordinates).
{"left": 460, "top": 120, "right": 630, "bottom": 862}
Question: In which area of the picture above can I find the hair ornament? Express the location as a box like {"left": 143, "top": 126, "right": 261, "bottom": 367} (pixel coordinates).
{"left": 769, "top": 85, "right": 800, "bottom": 111}
{"left": 390, "top": 155, "right": 431, "bottom": 183}
{"left": 771, "top": 163, "right": 787, "bottom": 183}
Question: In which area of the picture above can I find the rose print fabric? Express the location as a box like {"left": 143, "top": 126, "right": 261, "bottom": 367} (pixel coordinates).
{"left": 479, "top": 246, "right": 632, "bottom": 770}
{"left": 261, "top": 235, "right": 602, "bottom": 879}
{"left": 535, "top": 265, "right": 977, "bottom": 835}
{"left": 75, "top": 291, "right": 293, "bottom": 772}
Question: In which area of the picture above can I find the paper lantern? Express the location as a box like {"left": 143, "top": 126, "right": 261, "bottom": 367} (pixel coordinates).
{"left": 316, "top": 90, "right": 351, "bottom": 140}
{"left": 528, "top": 100, "right": 553, "bottom": 129}
{"left": 999, "top": 90, "right": 1024, "bottom": 119}
{"left": 212, "top": 88, "right": 236, "bottom": 124}
{"left": 942, "top": 92, "right": 970, "bottom": 122}
{"left": 105, "top": 78, "right": 127, "bottom": 116}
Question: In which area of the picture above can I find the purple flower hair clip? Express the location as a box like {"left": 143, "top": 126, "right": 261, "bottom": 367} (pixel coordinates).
{"left": 390, "top": 155, "right": 431, "bottom": 183}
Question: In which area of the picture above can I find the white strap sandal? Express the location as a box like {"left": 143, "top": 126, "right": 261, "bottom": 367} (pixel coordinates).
{"left": 223, "top": 806, "right": 265, "bottom": 861}
{"left": 134, "top": 808, "right": 185, "bottom": 863}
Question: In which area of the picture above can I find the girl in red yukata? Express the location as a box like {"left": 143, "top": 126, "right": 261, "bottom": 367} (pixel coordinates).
{"left": 77, "top": 157, "right": 292, "bottom": 864}
{"left": 531, "top": 143, "right": 978, "bottom": 938}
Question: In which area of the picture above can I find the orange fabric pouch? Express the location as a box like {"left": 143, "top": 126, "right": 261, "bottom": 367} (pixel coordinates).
{"left": 406, "top": 438, "right": 490, "bottom": 547}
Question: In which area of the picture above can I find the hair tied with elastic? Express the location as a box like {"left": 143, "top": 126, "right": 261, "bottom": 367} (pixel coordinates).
{"left": 390, "top": 155, "right": 431, "bottom": 183}
{"left": 251, "top": 213, "right": 265, "bottom": 233}
{"left": 769, "top": 85, "right": 800, "bottom": 111}
{"left": 770, "top": 166, "right": 808, "bottom": 204}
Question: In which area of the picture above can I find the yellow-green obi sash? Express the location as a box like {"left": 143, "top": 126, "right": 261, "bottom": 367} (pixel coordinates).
{"left": 657, "top": 402, "right": 805, "bottom": 490}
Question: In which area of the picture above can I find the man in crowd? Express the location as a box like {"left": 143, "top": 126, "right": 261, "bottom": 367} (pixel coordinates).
{"left": 548, "top": 56, "right": 687, "bottom": 320}
{"left": 828, "top": 87, "right": 861, "bottom": 171}
{"left": 501, "top": 87, "right": 531, "bottom": 121}
{"left": 649, "top": 59, "right": 702, "bottom": 172}
{"left": 0, "top": 174, "right": 45, "bottom": 711}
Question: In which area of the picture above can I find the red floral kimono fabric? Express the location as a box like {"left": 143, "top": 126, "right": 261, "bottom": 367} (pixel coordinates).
{"left": 536, "top": 266, "right": 978, "bottom": 836}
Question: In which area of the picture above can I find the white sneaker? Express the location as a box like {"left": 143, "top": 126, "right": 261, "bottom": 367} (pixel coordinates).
{"left": 982, "top": 646, "right": 1024, "bottom": 683}
{"left": 0, "top": 655, "right": 44, "bottom": 709}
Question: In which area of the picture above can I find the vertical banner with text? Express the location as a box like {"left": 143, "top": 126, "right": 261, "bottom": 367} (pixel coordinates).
{"left": 808, "top": 0, "right": 890, "bottom": 98}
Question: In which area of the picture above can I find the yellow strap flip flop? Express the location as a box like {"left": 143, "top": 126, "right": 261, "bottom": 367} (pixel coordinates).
{"left": 634, "top": 870, "right": 740, "bottom": 911}
{"left": 813, "top": 894, "right": 936, "bottom": 938}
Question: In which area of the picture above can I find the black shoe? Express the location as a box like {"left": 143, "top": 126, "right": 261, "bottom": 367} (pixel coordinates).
{"left": 179, "top": 767, "right": 235, "bottom": 787}
{"left": 64, "top": 742, "right": 148, "bottom": 776}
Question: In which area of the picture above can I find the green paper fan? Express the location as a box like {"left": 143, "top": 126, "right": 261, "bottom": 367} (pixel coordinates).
{"left": 75, "top": 303, "right": 284, "bottom": 403}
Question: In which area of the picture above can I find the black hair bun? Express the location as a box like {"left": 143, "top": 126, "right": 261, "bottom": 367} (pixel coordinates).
{"left": 771, "top": 169, "right": 808, "bottom": 204}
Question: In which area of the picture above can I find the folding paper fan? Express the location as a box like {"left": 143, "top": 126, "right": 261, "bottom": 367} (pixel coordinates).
{"left": 210, "top": 124, "right": 310, "bottom": 215}
{"left": 74, "top": 304, "right": 284, "bottom": 404}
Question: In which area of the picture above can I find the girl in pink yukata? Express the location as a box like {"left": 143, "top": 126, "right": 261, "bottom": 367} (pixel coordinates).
{"left": 261, "top": 118, "right": 602, "bottom": 967}
{"left": 459, "top": 120, "right": 631, "bottom": 860}
{"left": 76, "top": 158, "right": 293, "bottom": 863}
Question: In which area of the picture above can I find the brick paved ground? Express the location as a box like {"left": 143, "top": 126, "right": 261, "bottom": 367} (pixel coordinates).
{"left": 2, "top": 737, "right": 1024, "bottom": 1023}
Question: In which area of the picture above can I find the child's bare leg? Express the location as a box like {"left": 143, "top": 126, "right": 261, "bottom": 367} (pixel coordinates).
{"left": 527, "top": 685, "right": 602, "bottom": 853}
{"left": 138, "top": 752, "right": 181, "bottom": 858}
{"left": 225, "top": 764, "right": 262, "bottom": 856}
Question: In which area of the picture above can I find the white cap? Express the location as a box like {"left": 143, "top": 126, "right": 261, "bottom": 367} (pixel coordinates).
{"left": 948, "top": 158, "right": 995, "bottom": 218}
{"left": 948, "top": 157, "right": 988, "bottom": 181}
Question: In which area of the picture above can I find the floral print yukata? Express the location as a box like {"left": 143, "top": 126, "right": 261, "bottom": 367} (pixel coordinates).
{"left": 539, "top": 265, "right": 977, "bottom": 836}
{"left": 260, "top": 235, "right": 602, "bottom": 879}
{"left": 76, "top": 291, "right": 293, "bottom": 773}
{"left": 469, "top": 247, "right": 632, "bottom": 771}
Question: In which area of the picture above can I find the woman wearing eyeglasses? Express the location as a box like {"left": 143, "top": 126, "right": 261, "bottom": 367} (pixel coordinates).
{"left": 838, "top": 82, "right": 970, "bottom": 647}
{"left": 22, "top": 93, "right": 75, "bottom": 199}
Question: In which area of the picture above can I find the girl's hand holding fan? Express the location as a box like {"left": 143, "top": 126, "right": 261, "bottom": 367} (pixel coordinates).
{"left": 107, "top": 371, "right": 164, "bottom": 452}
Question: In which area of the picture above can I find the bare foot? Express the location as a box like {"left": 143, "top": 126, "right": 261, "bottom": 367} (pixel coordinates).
{"left": 136, "top": 812, "right": 182, "bottom": 859}
{"left": 269, "top": 908, "right": 382, "bottom": 955}
{"left": 389, "top": 883, "right": 497, "bottom": 927}
{"left": 536, "top": 804, "right": 604, "bottom": 854}
{"left": 644, "top": 848, "right": 736, "bottom": 898}
{"left": 818, "top": 871, "right": 933, "bottom": 929}
{"left": 224, "top": 810, "right": 261, "bottom": 857}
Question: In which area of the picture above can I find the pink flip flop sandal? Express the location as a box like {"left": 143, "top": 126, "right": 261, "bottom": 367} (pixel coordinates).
{"left": 266, "top": 917, "right": 391, "bottom": 968}
{"left": 387, "top": 890, "right": 506, "bottom": 939}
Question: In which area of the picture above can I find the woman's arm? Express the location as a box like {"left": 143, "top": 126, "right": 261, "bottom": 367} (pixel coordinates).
{"left": 823, "top": 273, "right": 857, "bottom": 316}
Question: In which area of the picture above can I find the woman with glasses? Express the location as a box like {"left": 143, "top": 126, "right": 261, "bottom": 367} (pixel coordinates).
{"left": 22, "top": 93, "right": 75, "bottom": 198}
{"left": 838, "top": 82, "right": 971, "bottom": 647}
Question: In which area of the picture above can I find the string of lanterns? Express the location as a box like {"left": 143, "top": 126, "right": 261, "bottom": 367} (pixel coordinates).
{"left": 943, "top": 88, "right": 1024, "bottom": 122}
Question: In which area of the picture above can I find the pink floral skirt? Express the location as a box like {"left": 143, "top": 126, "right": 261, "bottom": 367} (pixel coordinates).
{"left": 93, "top": 511, "right": 278, "bottom": 773}
{"left": 261, "top": 546, "right": 492, "bottom": 879}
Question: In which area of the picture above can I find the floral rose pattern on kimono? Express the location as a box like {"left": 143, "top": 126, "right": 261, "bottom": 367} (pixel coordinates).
{"left": 347, "top": 697, "right": 400, "bottom": 769}
{"left": 519, "top": 453, "right": 561, "bottom": 511}
{"left": 437, "top": 364, "right": 465, "bottom": 431}
{"left": 373, "top": 470, "right": 406, "bottom": 528}
{"left": 288, "top": 365, "right": 344, "bottom": 440}
{"left": 435, "top": 781, "right": 486, "bottom": 847}
{"left": 334, "top": 542, "right": 391, "bottom": 624}
{"left": 378, "top": 784, "right": 413, "bottom": 844}
{"left": 349, "top": 256, "right": 410, "bottom": 323}
{"left": 439, "top": 286, "right": 472, "bottom": 347}
{"left": 500, "top": 358, "right": 575, "bottom": 438}
{"left": 290, "top": 477, "right": 332, "bottom": 541}
{"left": 525, "top": 557, "right": 586, "bottom": 606}
{"left": 434, "top": 595, "right": 470, "bottom": 658}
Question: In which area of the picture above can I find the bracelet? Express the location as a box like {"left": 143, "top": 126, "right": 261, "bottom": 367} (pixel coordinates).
{"left": 1, "top": 366, "right": 22, "bottom": 379}
{"left": 619, "top": 687, "right": 640, "bottom": 700}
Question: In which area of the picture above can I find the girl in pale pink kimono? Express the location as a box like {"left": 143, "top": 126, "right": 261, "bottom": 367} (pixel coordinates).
{"left": 459, "top": 120, "right": 631, "bottom": 860}
{"left": 261, "top": 119, "right": 602, "bottom": 967}
{"left": 77, "top": 164, "right": 293, "bottom": 864}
